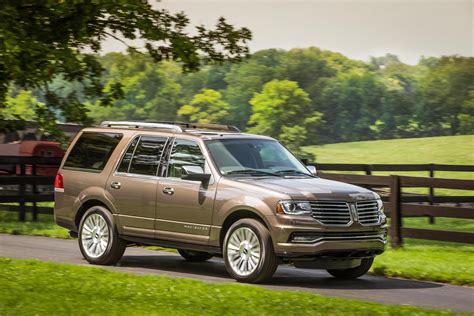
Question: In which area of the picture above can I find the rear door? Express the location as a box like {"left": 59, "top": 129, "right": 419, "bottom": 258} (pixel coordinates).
{"left": 155, "top": 138, "right": 217, "bottom": 244}
{"left": 106, "top": 135, "right": 168, "bottom": 238}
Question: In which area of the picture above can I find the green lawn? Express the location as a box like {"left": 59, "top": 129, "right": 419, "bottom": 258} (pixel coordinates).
{"left": 304, "top": 135, "right": 474, "bottom": 168}
{"left": 304, "top": 135, "right": 474, "bottom": 196}
{"left": 0, "top": 208, "right": 70, "bottom": 239}
{"left": 0, "top": 258, "right": 456, "bottom": 316}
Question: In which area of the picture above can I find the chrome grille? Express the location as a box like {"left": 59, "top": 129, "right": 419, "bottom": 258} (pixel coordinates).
{"left": 356, "top": 200, "right": 380, "bottom": 225}
{"left": 310, "top": 201, "right": 351, "bottom": 225}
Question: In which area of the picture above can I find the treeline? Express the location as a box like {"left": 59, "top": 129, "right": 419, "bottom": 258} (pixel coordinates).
{"left": 3, "top": 47, "right": 473, "bottom": 150}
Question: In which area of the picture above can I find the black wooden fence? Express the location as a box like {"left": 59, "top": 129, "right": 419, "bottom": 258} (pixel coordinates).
{"left": 0, "top": 156, "right": 61, "bottom": 220}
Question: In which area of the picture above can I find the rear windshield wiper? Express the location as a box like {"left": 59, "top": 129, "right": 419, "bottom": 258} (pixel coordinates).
{"left": 223, "top": 169, "right": 282, "bottom": 177}
{"left": 275, "top": 169, "right": 314, "bottom": 177}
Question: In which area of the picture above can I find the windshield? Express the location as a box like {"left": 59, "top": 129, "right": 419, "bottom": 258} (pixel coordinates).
{"left": 205, "top": 138, "right": 312, "bottom": 177}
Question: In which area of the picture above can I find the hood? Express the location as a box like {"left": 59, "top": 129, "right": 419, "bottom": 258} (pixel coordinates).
{"left": 234, "top": 176, "right": 379, "bottom": 202}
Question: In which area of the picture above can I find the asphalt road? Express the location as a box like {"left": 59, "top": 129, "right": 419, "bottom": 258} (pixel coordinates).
{"left": 1, "top": 234, "right": 473, "bottom": 312}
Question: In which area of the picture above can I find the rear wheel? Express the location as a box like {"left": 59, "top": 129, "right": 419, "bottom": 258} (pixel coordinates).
{"left": 78, "top": 206, "right": 126, "bottom": 265}
{"left": 326, "top": 257, "right": 374, "bottom": 279}
{"left": 178, "top": 249, "right": 213, "bottom": 262}
{"left": 223, "top": 218, "right": 278, "bottom": 283}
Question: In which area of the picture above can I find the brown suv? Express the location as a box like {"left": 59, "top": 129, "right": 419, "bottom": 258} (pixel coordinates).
{"left": 54, "top": 121, "right": 387, "bottom": 283}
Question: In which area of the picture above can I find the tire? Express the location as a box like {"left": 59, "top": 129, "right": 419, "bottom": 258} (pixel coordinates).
{"left": 178, "top": 249, "right": 213, "bottom": 262}
{"left": 223, "top": 218, "right": 278, "bottom": 284}
{"left": 78, "top": 205, "right": 126, "bottom": 265}
{"left": 327, "top": 257, "right": 374, "bottom": 279}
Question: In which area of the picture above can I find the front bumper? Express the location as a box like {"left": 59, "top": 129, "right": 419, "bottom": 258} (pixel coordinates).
{"left": 266, "top": 214, "right": 387, "bottom": 258}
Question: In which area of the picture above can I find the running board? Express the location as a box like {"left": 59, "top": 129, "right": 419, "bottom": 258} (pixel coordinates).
{"left": 120, "top": 235, "right": 222, "bottom": 255}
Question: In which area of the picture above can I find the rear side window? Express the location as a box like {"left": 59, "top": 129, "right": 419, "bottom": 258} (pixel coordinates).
{"left": 64, "top": 132, "right": 122, "bottom": 172}
{"left": 119, "top": 136, "right": 168, "bottom": 176}
{"left": 167, "top": 139, "right": 205, "bottom": 178}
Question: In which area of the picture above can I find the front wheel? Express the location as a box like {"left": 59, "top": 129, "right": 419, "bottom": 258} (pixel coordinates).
{"left": 178, "top": 249, "right": 213, "bottom": 262}
{"left": 327, "top": 257, "right": 374, "bottom": 279}
{"left": 223, "top": 218, "right": 278, "bottom": 284}
{"left": 78, "top": 206, "right": 126, "bottom": 265}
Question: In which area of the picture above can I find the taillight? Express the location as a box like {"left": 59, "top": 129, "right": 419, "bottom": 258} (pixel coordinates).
{"left": 54, "top": 172, "right": 64, "bottom": 190}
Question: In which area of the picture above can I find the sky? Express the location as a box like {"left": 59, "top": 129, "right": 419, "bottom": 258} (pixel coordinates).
{"left": 102, "top": 0, "right": 474, "bottom": 65}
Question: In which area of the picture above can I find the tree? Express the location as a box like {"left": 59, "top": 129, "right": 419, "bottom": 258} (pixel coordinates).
{"left": 0, "top": 1, "right": 251, "bottom": 133}
{"left": 224, "top": 49, "right": 284, "bottom": 129}
{"left": 416, "top": 56, "right": 474, "bottom": 135}
{"left": 177, "top": 89, "right": 230, "bottom": 124}
{"left": 319, "top": 69, "right": 384, "bottom": 143}
{"left": 248, "top": 80, "right": 322, "bottom": 156}
{"left": 87, "top": 53, "right": 183, "bottom": 124}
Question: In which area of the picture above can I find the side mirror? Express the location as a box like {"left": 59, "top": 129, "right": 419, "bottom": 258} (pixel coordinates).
{"left": 306, "top": 165, "right": 317, "bottom": 175}
{"left": 181, "top": 165, "right": 211, "bottom": 182}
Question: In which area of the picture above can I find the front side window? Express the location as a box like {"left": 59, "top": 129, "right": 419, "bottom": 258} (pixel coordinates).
{"left": 120, "top": 136, "right": 167, "bottom": 176}
{"left": 64, "top": 132, "right": 122, "bottom": 171}
{"left": 167, "top": 139, "right": 205, "bottom": 178}
{"left": 206, "top": 138, "right": 311, "bottom": 177}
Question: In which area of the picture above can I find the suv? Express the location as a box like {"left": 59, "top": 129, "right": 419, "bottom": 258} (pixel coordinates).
{"left": 54, "top": 121, "right": 387, "bottom": 283}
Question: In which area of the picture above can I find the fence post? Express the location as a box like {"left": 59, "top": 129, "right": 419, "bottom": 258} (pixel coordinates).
{"left": 390, "top": 175, "right": 403, "bottom": 248}
{"left": 32, "top": 163, "right": 38, "bottom": 222}
{"left": 364, "top": 165, "right": 372, "bottom": 176}
{"left": 18, "top": 161, "right": 26, "bottom": 222}
{"left": 427, "top": 164, "right": 435, "bottom": 224}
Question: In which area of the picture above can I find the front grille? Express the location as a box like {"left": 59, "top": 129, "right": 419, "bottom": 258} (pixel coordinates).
{"left": 290, "top": 231, "right": 387, "bottom": 243}
{"left": 310, "top": 201, "right": 351, "bottom": 225}
{"left": 356, "top": 200, "right": 380, "bottom": 225}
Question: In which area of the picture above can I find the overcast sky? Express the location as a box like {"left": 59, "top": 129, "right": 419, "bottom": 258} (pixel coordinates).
{"left": 102, "top": 0, "right": 473, "bottom": 65}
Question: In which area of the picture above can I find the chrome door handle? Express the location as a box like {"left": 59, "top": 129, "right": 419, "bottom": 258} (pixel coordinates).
{"left": 110, "top": 181, "right": 121, "bottom": 189}
{"left": 162, "top": 187, "right": 175, "bottom": 195}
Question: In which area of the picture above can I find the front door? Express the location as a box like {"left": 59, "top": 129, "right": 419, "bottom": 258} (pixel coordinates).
{"left": 107, "top": 135, "right": 168, "bottom": 238}
{"left": 155, "top": 138, "right": 216, "bottom": 244}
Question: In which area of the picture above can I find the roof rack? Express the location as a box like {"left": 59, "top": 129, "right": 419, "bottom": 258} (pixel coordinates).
{"left": 99, "top": 121, "right": 182, "bottom": 132}
{"left": 99, "top": 121, "right": 241, "bottom": 133}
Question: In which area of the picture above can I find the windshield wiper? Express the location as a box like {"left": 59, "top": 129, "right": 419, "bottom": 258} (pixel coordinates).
{"left": 275, "top": 169, "right": 314, "bottom": 177}
{"left": 223, "top": 168, "right": 282, "bottom": 177}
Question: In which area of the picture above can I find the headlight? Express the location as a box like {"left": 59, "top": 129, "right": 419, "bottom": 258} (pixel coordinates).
{"left": 376, "top": 199, "right": 385, "bottom": 214}
{"left": 277, "top": 201, "right": 312, "bottom": 215}
{"left": 377, "top": 199, "right": 387, "bottom": 222}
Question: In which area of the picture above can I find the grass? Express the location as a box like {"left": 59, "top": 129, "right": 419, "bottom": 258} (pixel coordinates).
{"left": 0, "top": 258, "right": 457, "bottom": 315}
{"left": 0, "top": 208, "right": 70, "bottom": 239}
{"left": 372, "top": 239, "right": 474, "bottom": 286}
{"left": 304, "top": 135, "right": 474, "bottom": 196}
{"left": 370, "top": 217, "right": 474, "bottom": 286}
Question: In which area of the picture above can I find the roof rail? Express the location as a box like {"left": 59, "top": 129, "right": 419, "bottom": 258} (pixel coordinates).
{"left": 99, "top": 121, "right": 183, "bottom": 132}
{"left": 151, "top": 121, "right": 241, "bottom": 133}
{"left": 99, "top": 121, "right": 241, "bottom": 133}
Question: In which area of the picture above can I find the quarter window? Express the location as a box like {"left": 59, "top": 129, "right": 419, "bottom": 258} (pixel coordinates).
{"left": 167, "top": 139, "right": 205, "bottom": 178}
{"left": 117, "top": 137, "right": 139, "bottom": 173}
{"left": 125, "top": 136, "right": 167, "bottom": 176}
{"left": 64, "top": 132, "right": 122, "bottom": 172}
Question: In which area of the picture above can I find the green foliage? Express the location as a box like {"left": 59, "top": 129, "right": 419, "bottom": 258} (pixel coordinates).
{"left": 87, "top": 54, "right": 183, "bottom": 123}
{"left": 416, "top": 56, "right": 474, "bottom": 135}
{"left": 319, "top": 69, "right": 385, "bottom": 143}
{"left": 178, "top": 89, "right": 230, "bottom": 124}
{"left": 0, "top": 1, "right": 251, "bottom": 135}
{"left": 248, "top": 80, "right": 322, "bottom": 156}
{"left": 2, "top": 90, "right": 38, "bottom": 121}
{"left": 0, "top": 258, "right": 456, "bottom": 315}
